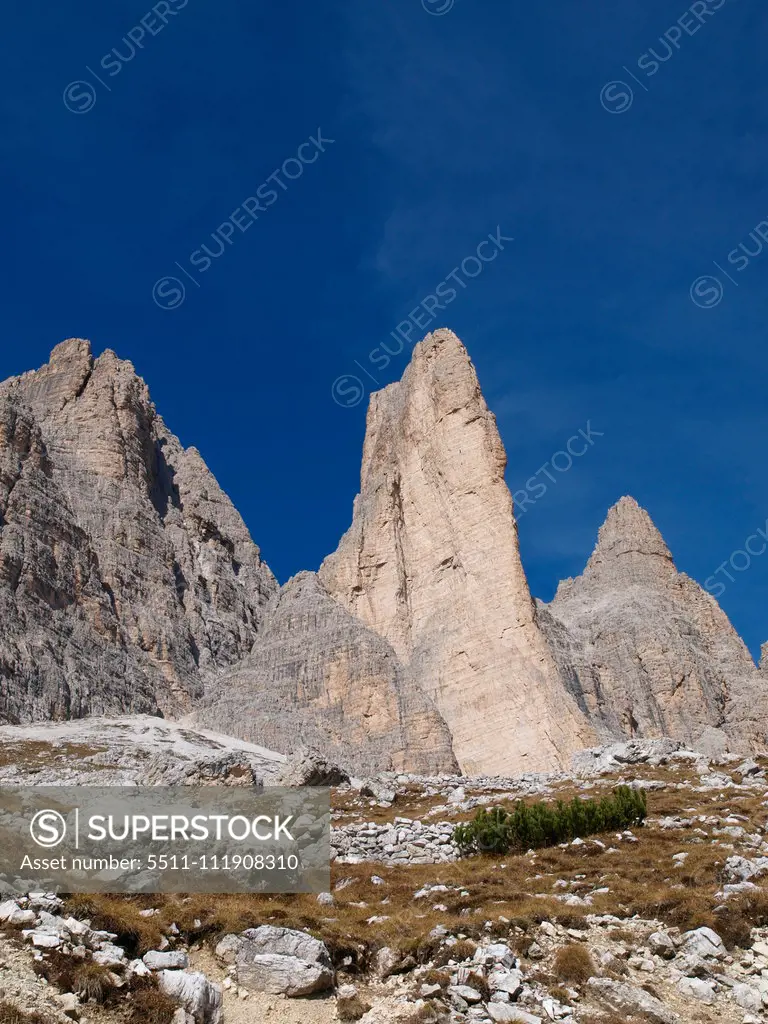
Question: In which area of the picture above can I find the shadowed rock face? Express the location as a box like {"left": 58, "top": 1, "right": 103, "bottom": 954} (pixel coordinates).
{"left": 195, "top": 572, "right": 458, "bottom": 776}
{"left": 319, "top": 329, "right": 596, "bottom": 775}
{"left": 540, "top": 497, "right": 768, "bottom": 754}
{"left": 0, "top": 339, "right": 277, "bottom": 723}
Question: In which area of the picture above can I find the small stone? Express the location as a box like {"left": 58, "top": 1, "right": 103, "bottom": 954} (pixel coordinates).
{"left": 448, "top": 984, "right": 483, "bottom": 1004}
{"left": 143, "top": 950, "right": 190, "bottom": 970}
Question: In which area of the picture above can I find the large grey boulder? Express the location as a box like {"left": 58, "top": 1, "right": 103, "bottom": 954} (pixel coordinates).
{"left": 143, "top": 950, "right": 189, "bottom": 970}
{"left": 218, "top": 925, "right": 333, "bottom": 996}
{"left": 275, "top": 746, "right": 349, "bottom": 787}
{"left": 680, "top": 927, "right": 727, "bottom": 961}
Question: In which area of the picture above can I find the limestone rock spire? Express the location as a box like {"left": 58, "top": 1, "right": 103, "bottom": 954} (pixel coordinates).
{"left": 320, "top": 328, "right": 596, "bottom": 775}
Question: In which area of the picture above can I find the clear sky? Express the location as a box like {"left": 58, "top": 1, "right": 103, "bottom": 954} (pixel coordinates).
{"left": 1, "top": 0, "right": 766, "bottom": 657}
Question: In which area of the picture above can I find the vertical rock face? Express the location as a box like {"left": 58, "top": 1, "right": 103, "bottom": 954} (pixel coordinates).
{"left": 197, "top": 572, "right": 458, "bottom": 775}
{"left": 541, "top": 497, "right": 768, "bottom": 753}
{"left": 0, "top": 339, "right": 277, "bottom": 722}
{"left": 319, "top": 329, "right": 595, "bottom": 775}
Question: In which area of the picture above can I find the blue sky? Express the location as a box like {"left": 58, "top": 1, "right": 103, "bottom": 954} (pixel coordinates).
{"left": 1, "top": 0, "right": 766, "bottom": 656}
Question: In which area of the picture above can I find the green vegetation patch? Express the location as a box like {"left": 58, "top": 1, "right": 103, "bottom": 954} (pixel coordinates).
{"left": 453, "top": 785, "right": 647, "bottom": 854}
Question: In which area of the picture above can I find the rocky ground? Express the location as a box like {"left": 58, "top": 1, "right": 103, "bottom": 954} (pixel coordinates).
{"left": 0, "top": 717, "right": 286, "bottom": 787}
{"left": 0, "top": 739, "right": 767, "bottom": 1023}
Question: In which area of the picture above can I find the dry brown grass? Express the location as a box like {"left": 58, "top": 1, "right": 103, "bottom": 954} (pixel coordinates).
{"left": 55, "top": 777, "right": 768, "bottom": 977}
{"left": 125, "top": 983, "right": 179, "bottom": 1024}
{"left": 0, "top": 1002, "right": 49, "bottom": 1024}
{"left": 0, "top": 740, "right": 108, "bottom": 770}
{"left": 432, "top": 939, "right": 476, "bottom": 966}
{"left": 420, "top": 969, "right": 451, "bottom": 988}
{"left": 465, "top": 971, "right": 490, "bottom": 1000}
{"left": 33, "top": 952, "right": 118, "bottom": 1004}
{"left": 401, "top": 1001, "right": 449, "bottom": 1024}
{"left": 64, "top": 894, "right": 164, "bottom": 956}
{"left": 580, "top": 1016, "right": 646, "bottom": 1024}
{"left": 553, "top": 942, "right": 595, "bottom": 985}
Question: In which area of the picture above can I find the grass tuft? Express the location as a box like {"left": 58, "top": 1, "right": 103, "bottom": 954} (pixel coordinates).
{"left": 553, "top": 942, "right": 596, "bottom": 985}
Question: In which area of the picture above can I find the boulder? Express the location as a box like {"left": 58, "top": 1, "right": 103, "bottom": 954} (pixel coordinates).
{"left": 732, "top": 982, "right": 764, "bottom": 1012}
{"left": 227, "top": 925, "right": 333, "bottom": 996}
{"left": 159, "top": 970, "right": 223, "bottom": 1024}
{"left": 677, "top": 977, "right": 716, "bottom": 1004}
{"left": 92, "top": 943, "right": 127, "bottom": 967}
{"left": 487, "top": 1006, "right": 542, "bottom": 1024}
{"left": 648, "top": 931, "right": 676, "bottom": 959}
{"left": 274, "top": 746, "right": 350, "bottom": 788}
{"left": 0, "top": 900, "right": 35, "bottom": 925}
{"left": 723, "top": 855, "right": 768, "bottom": 884}
{"left": 680, "top": 927, "right": 727, "bottom": 961}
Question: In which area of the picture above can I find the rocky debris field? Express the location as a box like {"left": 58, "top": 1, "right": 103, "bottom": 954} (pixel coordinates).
{"left": 0, "top": 740, "right": 767, "bottom": 1023}
{"left": 0, "top": 717, "right": 286, "bottom": 787}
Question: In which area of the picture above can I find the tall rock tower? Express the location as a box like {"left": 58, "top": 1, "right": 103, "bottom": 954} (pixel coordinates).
{"left": 320, "top": 329, "right": 596, "bottom": 774}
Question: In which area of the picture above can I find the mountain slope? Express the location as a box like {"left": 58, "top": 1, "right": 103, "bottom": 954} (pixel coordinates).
{"left": 196, "top": 571, "right": 458, "bottom": 775}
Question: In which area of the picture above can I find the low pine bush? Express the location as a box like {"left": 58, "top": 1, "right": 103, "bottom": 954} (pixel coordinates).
{"left": 453, "top": 785, "right": 647, "bottom": 855}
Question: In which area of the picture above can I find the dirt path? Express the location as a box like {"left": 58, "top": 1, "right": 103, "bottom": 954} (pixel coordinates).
{"left": 191, "top": 948, "right": 338, "bottom": 1024}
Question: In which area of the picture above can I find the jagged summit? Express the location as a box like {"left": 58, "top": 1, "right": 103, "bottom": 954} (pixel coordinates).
{"left": 0, "top": 338, "right": 276, "bottom": 724}
{"left": 542, "top": 494, "right": 768, "bottom": 753}
{"left": 585, "top": 496, "right": 675, "bottom": 576}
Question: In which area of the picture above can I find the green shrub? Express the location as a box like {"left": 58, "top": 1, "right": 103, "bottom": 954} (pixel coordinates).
{"left": 453, "top": 786, "right": 647, "bottom": 855}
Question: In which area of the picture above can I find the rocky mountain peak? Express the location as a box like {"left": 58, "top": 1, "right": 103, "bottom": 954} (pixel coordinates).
{"left": 0, "top": 338, "right": 276, "bottom": 725}
{"left": 582, "top": 495, "right": 675, "bottom": 582}
{"left": 542, "top": 495, "right": 768, "bottom": 754}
